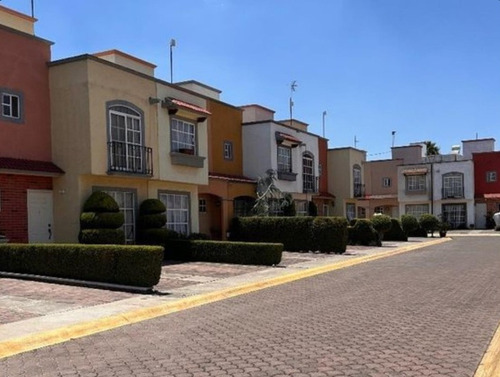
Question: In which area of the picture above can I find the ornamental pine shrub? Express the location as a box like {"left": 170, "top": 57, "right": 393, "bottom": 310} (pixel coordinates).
{"left": 136, "top": 199, "right": 168, "bottom": 245}
{"left": 79, "top": 191, "right": 124, "bottom": 244}
{"left": 371, "top": 214, "right": 392, "bottom": 241}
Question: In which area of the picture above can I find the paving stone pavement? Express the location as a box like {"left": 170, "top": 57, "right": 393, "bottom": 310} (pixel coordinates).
{"left": 2, "top": 236, "right": 500, "bottom": 376}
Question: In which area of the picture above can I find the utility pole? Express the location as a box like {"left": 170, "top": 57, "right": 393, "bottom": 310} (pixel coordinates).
{"left": 169, "top": 39, "right": 176, "bottom": 83}
{"left": 322, "top": 111, "right": 327, "bottom": 138}
{"left": 354, "top": 135, "right": 359, "bottom": 148}
{"left": 392, "top": 130, "right": 396, "bottom": 148}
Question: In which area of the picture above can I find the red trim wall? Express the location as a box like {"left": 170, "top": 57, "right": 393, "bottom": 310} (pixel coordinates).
{"left": 0, "top": 174, "right": 52, "bottom": 242}
{"left": 473, "top": 151, "right": 500, "bottom": 196}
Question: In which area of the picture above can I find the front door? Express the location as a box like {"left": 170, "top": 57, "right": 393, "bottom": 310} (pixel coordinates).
{"left": 475, "top": 203, "right": 487, "bottom": 229}
{"left": 27, "top": 190, "right": 54, "bottom": 243}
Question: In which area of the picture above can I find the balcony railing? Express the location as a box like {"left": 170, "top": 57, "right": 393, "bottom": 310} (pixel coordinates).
{"left": 108, "top": 141, "right": 153, "bottom": 175}
{"left": 353, "top": 183, "right": 365, "bottom": 198}
{"left": 442, "top": 188, "right": 464, "bottom": 199}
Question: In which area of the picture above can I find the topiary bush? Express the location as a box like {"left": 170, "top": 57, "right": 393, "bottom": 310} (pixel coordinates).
{"left": 79, "top": 192, "right": 124, "bottom": 244}
{"left": 401, "top": 214, "right": 419, "bottom": 236}
{"left": 371, "top": 214, "right": 392, "bottom": 241}
{"left": 139, "top": 199, "right": 166, "bottom": 215}
{"left": 419, "top": 214, "right": 439, "bottom": 237}
{"left": 308, "top": 201, "right": 318, "bottom": 217}
{"left": 384, "top": 218, "right": 408, "bottom": 241}
{"left": 136, "top": 199, "right": 168, "bottom": 245}
{"left": 311, "top": 217, "right": 348, "bottom": 253}
{"left": 349, "top": 219, "right": 380, "bottom": 246}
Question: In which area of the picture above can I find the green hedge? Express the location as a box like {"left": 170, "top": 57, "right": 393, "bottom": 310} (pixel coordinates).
{"left": 82, "top": 191, "right": 120, "bottom": 213}
{"left": 384, "top": 218, "right": 408, "bottom": 241}
{"left": 0, "top": 244, "right": 163, "bottom": 287}
{"left": 78, "top": 229, "right": 125, "bottom": 245}
{"left": 348, "top": 219, "right": 380, "bottom": 246}
{"left": 165, "top": 240, "right": 282, "bottom": 266}
{"left": 312, "top": 217, "right": 348, "bottom": 253}
{"left": 139, "top": 199, "right": 166, "bottom": 215}
{"left": 80, "top": 212, "right": 125, "bottom": 230}
{"left": 137, "top": 213, "right": 167, "bottom": 229}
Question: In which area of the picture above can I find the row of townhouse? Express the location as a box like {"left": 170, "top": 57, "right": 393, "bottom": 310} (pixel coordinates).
{"left": 0, "top": 5, "right": 333, "bottom": 244}
{"left": 331, "top": 139, "right": 500, "bottom": 229}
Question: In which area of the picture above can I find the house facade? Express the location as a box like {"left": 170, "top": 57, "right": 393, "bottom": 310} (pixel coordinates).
{"left": 180, "top": 81, "right": 256, "bottom": 240}
{"left": 0, "top": 5, "right": 63, "bottom": 243}
{"left": 49, "top": 50, "right": 209, "bottom": 243}
{"left": 327, "top": 147, "right": 366, "bottom": 220}
{"left": 241, "top": 105, "right": 326, "bottom": 215}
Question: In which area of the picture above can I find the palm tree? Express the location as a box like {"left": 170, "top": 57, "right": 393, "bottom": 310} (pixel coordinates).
{"left": 425, "top": 141, "right": 440, "bottom": 156}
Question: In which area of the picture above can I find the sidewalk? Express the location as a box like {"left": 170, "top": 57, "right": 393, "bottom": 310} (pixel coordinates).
{"left": 0, "top": 237, "right": 447, "bottom": 347}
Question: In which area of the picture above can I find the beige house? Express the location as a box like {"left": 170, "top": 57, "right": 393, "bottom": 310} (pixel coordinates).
{"left": 49, "top": 50, "right": 209, "bottom": 242}
{"left": 327, "top": 147, "right": 366, "bottom": 220}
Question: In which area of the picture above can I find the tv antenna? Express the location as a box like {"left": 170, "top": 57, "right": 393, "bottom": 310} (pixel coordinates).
{"left": 354, "top": 135, "right": 359, "bottom": 148}
{"left": 289, "top": 80, "right": 297, "bottom": 127}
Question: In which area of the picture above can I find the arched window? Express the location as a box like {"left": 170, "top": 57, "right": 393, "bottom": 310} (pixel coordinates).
{"left": 353, "top": 164, "right": 363, "bottom": 197}
{"left": 442, "top": 172, "right": 464, "bottom": 198}
{"left": 302, "top": 152, "right": 315, "bottom": 192}
{"left": 107, "top": 101, "right": 151, "bottom": 174}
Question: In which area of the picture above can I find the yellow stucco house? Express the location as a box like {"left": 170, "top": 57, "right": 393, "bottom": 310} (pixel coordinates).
{"left": 49, "top": 50, "right": 209, "bottom": 243}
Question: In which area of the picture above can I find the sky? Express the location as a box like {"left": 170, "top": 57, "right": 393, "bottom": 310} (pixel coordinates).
{"left": 3, "top": 0, "right": 500, "bottom": 160}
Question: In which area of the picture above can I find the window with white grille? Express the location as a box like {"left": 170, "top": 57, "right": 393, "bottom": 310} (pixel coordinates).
{"left": 159, "top": 192, "right": 190, "bottom": 235}
{"left": 277, "top": 146, "right": 292, "bottom": 173}
{"left": 487, "top": 171, "right": 497, "bottom": 183}
{"left": 102, "top": 190, "right": 136, "bottom": 244}
{"left": 405, "top": 204, "right": 429, "bottom": 219}
{"left": 171, "top": 118, "right": 196, "bottom": 154}
{"left": 406, "top": 175, "right": 426, "bottom": 192}
{"left": 442, "top": 173, "right": 463, "bottom": 198}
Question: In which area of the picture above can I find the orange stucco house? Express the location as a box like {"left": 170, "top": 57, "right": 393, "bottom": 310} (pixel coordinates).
{"left": 0, "top": 5, "right": 63, "bottom": 243}
{"left": 177, "top": 81, "right": 256, "bottom": 240}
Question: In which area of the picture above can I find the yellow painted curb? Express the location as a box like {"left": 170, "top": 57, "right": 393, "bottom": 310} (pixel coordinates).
{"left": 0, "top": 238, "right": 449, "bottom": 359}
{"left": 474, "top": 320, "right": 500, "bottom": 377}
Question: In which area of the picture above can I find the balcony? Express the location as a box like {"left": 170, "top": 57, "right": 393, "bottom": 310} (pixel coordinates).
{"left": 442, "top": 188, "right": 464, "bottom": 199}
{"left": 108, "top": 142, "right": 153, "bottom": 175}
{"left": 353, "top": 183, "right": 365, "bottom": 198}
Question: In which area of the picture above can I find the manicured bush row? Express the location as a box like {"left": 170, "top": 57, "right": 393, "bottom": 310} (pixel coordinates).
{"left": 78, "top": 229, "right": 125, "bottom": 245}
{"left": 229, "top": 216, "right": 348, "bottom": 253}
{"left": 80, "top": 212, "right": 125, "bottom": 230}
{"left": 348, "top": 219, "right": 380, "bottom": 246}
{"left": 384, "top": 218, "right": 408, "bottom": 241}
{"left": 0, "top": 244, "right": 164, "bottom": 287}
{"left": 311, "top": 217, "right": 348, "bottom": 253}
{"left": 164, "top": 240, "right": 283, "bottom": 266}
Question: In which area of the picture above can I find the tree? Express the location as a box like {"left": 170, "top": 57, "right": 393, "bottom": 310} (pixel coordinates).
{"left": 253, "top": 169, "right": 289, "bottom": 216}
{"left": 425, "top": 141, "right": 440, "bottom": 156}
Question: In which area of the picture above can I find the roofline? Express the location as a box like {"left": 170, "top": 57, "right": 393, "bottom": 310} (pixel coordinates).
{"left": 242, "top": 120, "right": 327, "bottom": 140}
{"left": 48, "top": 53, "right": 243, "bottom": 111}
{"left": 0, "top": 23, "right": 53, "bottom": 45}
{"left": 0, "top": 4, "right": 37, "bottom": 22}
{"left": 391, "top": 144, "right": 422, "bottom": 149}
{"left": 93, "top": 49, "right": 157, "bottom": 68}
{"left": 175, "top": 80, "right": 222, "bottom": 93}
{"left": 276, "top": 118, "right": 309, "bottom": 126}
{"left": 240, "top": 104, "right": 276, "bottom": 113}
{"left": 363, "top": 158, "right": 404, "bottom": 163}
{"left": 462, "top": 137, "right": 496, "bottom": 143}
{"left": 327, "top": 146, "right": 367, "bottom": 153}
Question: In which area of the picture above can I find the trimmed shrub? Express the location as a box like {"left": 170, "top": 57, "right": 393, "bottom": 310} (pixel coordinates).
{"left": 419, "top": 214, "right": 439, "bottom": 237}
{"left": 401, "top": 214, "right": 419, "bottom": 235}
{"left": 136, "top": 213, "right": 167, "bottom": 229}
{"left": 188, "top": 232, "right": 211, "bottom": 240}
{"left": 0, "top": 244, "right": 163, "bottom": 287}
{"left": 139, "top": 228, "right": 179, "bottom": 246}
{"left": 371, "top": 214, "right": 392, "bottom": 235}
{"left": 82, "top": 191, "right": 120, "bottom": 213}
{"left": 409, "top": 226, "right": 428, "bottom": 238}
{"left": 350, "top": 219, "right": 380, "bottom": 246}
{"left": 78, "top": 229, "right": 125, "bottom": 245}
{"left": 308, "top": 201, "right": 318, "bottom": 217}
{"left": 384, "top": 218, "right": 408, "bottom": 241}
{"left": 312, "top": 217, "right": 348, "bottom": 253}
{"left": 139, "top": 199, "right": 166, "bottom": 215}
{"left": 165, "top": 240, "right": 282, "bottom": 266}
{"left": 229, "top": 217, "right": 314, "bottom": 252}
{"left": 80, "top": 212, "right": 124, "bottom": 230}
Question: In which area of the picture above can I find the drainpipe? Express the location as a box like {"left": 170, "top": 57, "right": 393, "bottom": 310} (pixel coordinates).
{"left": 430, "top": 161, "right": 434, "bottom": 214}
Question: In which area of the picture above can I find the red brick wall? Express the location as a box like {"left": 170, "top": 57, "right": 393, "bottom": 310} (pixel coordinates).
{"left": 0, "top": 174, "right": 52, "bottom": 242}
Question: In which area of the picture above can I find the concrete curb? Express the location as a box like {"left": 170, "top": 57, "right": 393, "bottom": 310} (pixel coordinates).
{"left": 474, "top": 319, "right": 500, "bottom": 377}
{"left": 0, "top": 238, "right": 449, "bottom": 360}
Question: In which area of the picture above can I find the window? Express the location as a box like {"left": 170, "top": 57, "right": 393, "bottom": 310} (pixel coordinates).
{"left": 223, "top": 141, "right": 233, "bottom": 160}
{"left": 487, "top": 171, "right": 497, "bottom": 183}
{"left": 108, "top": 102, "right": 151, "bottom": 174}
{"left": 346, "top": 203, "right": 356, "bottom": 221}
{"left": 296, "top": 201, "right": 308, "bottom": 216}
{"left": 353, "top": 165, "right": 363, "bottom": 197}
{"left": 442, "top": 204, "right": 466, "bottom": 229}
{"left": 171, "top": 118, "right": 196, "bottom": 154}
{"left": 102, "top": 189, "right": 136, "bottom": 244}
{"left": 233, "top": 197, "right": 254, "bottom": 217}
{"left": 405, "top": 204, "right": 429, "bottom": 219}
{"left": 302, "top": 153, "right": 315, "bottom": 192}
{"left": 442, "top": 173, "right": 464, "bottom": 198}
{"left": 1, "top": 89, "right": 23, "bottom": 123}
{"left": 382, "top": 177, "right": 391, "bottom": 188}
{"left": 357, "top": 207, "right": 366, "bottom": 218}
{"left": 277, "top": 146, "right": 292, "bottom": 172}
{"left": 406, "top": 175, "right": 426, "bottom": 192}
{"left": 374, "top": 206, "right": 384, "bottom": 214}
{"left": 159, "top": 192, "right": 190, "bottom": 235}
{"left": 199, "top": 199, "right": 207, "bottom": 213}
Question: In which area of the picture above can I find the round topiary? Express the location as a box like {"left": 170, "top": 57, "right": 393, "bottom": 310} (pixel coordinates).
{"left": 83, "top": 191, "right": 120, "bottom": 213}
{"left": 137, "top": 228, "right": 180, "bottom": 245}
{"left": 384, "top": 218, "right": 408, "bottom": 241}
{"left": 419, "top": 214, "right": 439, "bottom": 237}
{"left": 78, "top": 229, "right": 125, "bottom": 244}
{"left": 139, "top": 199, "right": 166, "bottom": 215}
{"left": 80, "top": 212, "right": 125, "bottom": 230}
{"left": 352, "top": 219, "right": 379, "bottom": 246}
{"left": 401, "top": 214, "right": 419, "bottom": 235}
{"left": 137, "top": 213, "right": 167, "bottom": 229}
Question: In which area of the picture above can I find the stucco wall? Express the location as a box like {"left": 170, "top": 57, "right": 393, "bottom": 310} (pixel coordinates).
{"left": 242, "top": 123, "right": 273, "bottom": 179}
